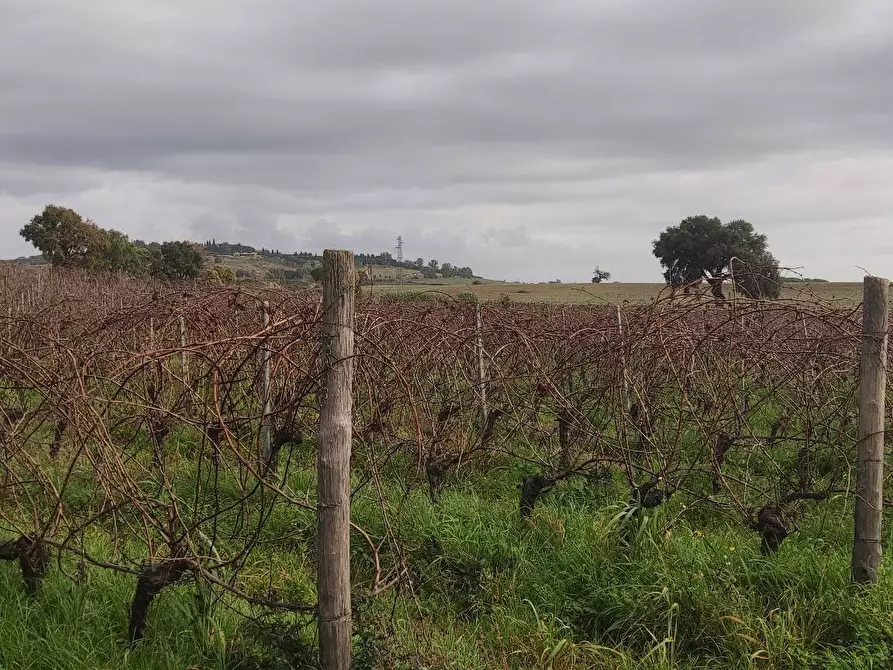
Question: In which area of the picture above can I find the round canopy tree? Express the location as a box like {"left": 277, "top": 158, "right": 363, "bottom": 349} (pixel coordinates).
{"left": 591, "top": 266, "right": 611, "bottom": 283}
{"left": 652, "top": 216, "right": 781, "bottom": 299}
{"left": 20, "top": 204, "right": 106, "bottom": 268}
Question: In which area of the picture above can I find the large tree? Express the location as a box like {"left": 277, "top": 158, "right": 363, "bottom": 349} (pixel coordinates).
{"left": 20, "top": 205, "right": 207, "bottom": 280}
{"left": 652, "top": 216, "right": 781, "bottom": 299}
{"left": 152, "top": 241, "right": 205, "bottom": 280}
{"left": 20, "top": 205, "right": 107, "bottom": 268}
{"left": 93, "top": 229, "right": 152, "bottom": 276}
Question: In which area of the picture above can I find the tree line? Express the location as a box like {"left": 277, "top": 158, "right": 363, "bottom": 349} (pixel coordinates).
{"left": 202, "top": 244, "right": 478, "bottom": 280}
{"left": 354, "top": 253, "right": 475, "bottom": 279}
{"left": 17, "top": 205, "right": 480, "bottom": 285}
{"left": 20, "top": 205, "right": 205, "bottom": 280}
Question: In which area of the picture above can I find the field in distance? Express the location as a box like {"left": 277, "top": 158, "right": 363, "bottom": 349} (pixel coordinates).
{"left": 366, "top": 280, "right": 865, "bottom": 305}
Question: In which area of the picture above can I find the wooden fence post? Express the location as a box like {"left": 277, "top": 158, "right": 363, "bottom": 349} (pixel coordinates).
{"left": 852, "top": 276, "right": 889, "bottom": 584}
{"left": 558, "top": 364, "right": 573, "bottom": 472}
{"left": 179, "top": 315, "right": 188, "bottom": 381}
{"left": 474, "top": 300, "right": 488, "bottom": 426}
{"left": 260, "top": 300, "right": 271, "bottom": 466}
{"left": 616, "top": 306, "right": 632, "bottom": 406}
{"left": 317, "top": 250, "right": 355, "bottom": 669}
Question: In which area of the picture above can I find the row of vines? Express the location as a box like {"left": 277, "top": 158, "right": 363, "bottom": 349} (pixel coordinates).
{"left": 0, "top": 267, "right": 889, "bottom": 650}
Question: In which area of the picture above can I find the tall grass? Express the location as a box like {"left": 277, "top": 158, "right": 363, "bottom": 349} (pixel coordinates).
{"left": 3, "top": 464, "right": 889, "bottom": 670}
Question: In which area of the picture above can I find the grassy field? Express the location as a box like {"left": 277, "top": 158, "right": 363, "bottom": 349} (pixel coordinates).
{"left": 2, "top": 382, "right": 888, "bottom": 670}
{"left": 367, "top": 281, "right": 865, "bottom": 305}
{"left": 2, "top": 457, "right": 891, "bottom": 670}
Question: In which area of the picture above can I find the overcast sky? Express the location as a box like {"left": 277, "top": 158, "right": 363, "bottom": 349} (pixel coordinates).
{"left": 1, "top": 1, "right": 891, "bottom": 282}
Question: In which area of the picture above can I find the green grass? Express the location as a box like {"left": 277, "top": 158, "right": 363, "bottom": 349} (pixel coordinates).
{"left": 2, "top": 460, "right": 891, "bottom": 670}
{"left": 0, "top": 564, "right": 237, "bottom": 670}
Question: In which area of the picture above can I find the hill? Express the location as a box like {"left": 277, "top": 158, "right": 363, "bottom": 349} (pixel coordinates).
{"left": 199, "top": 242, "right": 479, "bottom": 284}
{"left": 6, "top": 237, "right": 481, "bottom": 286}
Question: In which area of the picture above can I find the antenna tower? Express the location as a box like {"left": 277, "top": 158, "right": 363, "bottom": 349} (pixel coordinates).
{"left": 395, "top": 236, "right": 404, "bottom": 284}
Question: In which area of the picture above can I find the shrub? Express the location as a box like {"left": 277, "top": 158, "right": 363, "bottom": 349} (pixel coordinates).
{"left": 204, "top": 265, "right": 236, "bottom": 284}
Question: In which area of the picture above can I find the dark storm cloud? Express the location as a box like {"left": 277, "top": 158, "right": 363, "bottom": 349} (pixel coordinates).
{"left": 1, "top": 0, "right": 891, "bottom": 280}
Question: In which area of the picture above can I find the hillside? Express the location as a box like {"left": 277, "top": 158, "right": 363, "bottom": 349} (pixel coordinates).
{"left": 7, "top": 240, "right": 482, "bottom": 285}
{"left": 197, "top": 241, "right": 480, "bottom": 283}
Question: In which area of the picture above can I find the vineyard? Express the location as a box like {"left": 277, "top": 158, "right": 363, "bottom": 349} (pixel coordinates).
{"left": 0, "top": 264, "right": 891, "bottom": 670}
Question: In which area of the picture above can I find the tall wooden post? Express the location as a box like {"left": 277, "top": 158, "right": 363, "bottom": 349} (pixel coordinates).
{"left": 474, "top": 301, "right": 488, "bottom": 426}
{"left": 179, "top": 315, "right": 188, "bottom": 381}
{"left": 853, "top": 276, "right": 889, "bottom": 584}
{"left": 260, "top": 300, "right": 272, "bottom": 465}
{"left": 317, "top": 250, "right": 355, "bottom": 669}
{"left": 558, "top": 357, "right": 574, "bottom": 472}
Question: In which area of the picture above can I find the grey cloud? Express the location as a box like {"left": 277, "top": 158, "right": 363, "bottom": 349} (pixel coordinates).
{"left": 1, "top": 0, "right": 892, "bottom": 281}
